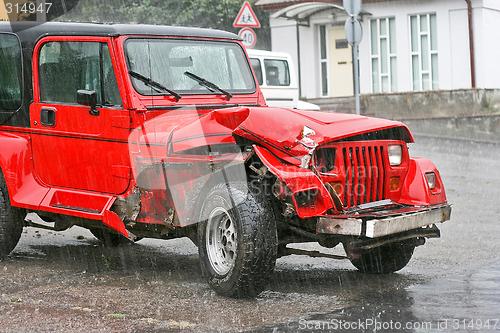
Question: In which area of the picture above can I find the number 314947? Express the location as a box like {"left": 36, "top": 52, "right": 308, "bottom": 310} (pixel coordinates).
{"left": 5, "top": 2, "right": 52, "bottom": 14}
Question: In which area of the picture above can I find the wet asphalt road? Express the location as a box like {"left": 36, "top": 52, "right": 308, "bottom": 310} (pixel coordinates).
{"left": 1, "top": 136, "right": 500, "bottom": 332}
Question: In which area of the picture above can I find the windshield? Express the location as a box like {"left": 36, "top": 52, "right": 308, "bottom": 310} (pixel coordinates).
{"left": 125, "top": 38, "right": 256, "bottom": 96}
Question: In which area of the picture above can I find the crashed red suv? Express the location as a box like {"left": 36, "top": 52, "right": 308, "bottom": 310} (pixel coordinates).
{"left": 0, "top": 22, "right": 451, "bottom": 297}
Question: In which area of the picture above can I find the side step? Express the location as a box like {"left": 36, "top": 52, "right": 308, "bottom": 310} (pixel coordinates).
{"left": 34, "top": 189, "right": 130, "bottom": 239}
{"left": 24, "top": 214, "right": 137, "bottom": 241}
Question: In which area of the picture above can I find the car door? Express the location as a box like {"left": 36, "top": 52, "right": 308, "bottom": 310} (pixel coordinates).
{"left": 30, "top": 37, "right": 132, "bottom": 194}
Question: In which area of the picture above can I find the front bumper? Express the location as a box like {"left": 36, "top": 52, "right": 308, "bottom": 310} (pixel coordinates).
{"left": 317, "top": 202, "right": 452, "bottom": 238}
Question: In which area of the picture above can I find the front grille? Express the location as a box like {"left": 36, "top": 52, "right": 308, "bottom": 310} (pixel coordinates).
{"left": 343, "top": 145, "right": 386, "bottom": 207}
{"left": 318, "top": 144, "right": 387, "bottom": 208}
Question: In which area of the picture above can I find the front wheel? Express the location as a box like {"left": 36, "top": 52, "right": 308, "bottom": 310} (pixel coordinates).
{"left": 0, "top": 173, "right": 24, "bottom": 259}
{"left": 346, "top": 241, "right": 415, "bottom": 274}
{"left": 198, "top": 183, "right": 277, "bottom": 298}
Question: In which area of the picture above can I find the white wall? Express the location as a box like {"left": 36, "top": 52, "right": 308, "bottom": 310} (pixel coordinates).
{"left": 269, "top": 17, "right": 320, "bottom": 99}
{"left": 449, "top": 8, "right": 472, "bottom": 89}
{"left": 474, "top": 0, "right": 500, "bottom": 89}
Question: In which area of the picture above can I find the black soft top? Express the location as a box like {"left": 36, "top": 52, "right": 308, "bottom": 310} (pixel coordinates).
{"left": 0, "top": 21, "right": 242, "bottom": 43}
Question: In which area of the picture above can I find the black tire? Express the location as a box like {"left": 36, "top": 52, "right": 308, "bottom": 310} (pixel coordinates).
{"left": 197, "top": 183, "right": 277, "bottom": 298}
{"left": 0, "top": 173, "right": 24, "bottom": 259}
{"left": 89, "top": 227, "right": 134, "bottom": 246}
{"left": 347, "top": 241, "right": 415, "bottom": 274}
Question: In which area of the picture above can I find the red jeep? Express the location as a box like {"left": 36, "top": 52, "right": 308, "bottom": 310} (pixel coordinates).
{"left": 0, "top": 22, "right": 451, "bottom": 297}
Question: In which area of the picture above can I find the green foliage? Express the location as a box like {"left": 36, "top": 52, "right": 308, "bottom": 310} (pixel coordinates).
{"left": 60, "top": 0, "right": 270, "bottom": 49}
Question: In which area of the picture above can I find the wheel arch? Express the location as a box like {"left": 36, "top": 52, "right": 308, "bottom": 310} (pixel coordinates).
{"left": 187, "top": 163, "right": 249, "bottom": 226}
{"left": 0, "top": 131, "right": 44, "bottom": 209}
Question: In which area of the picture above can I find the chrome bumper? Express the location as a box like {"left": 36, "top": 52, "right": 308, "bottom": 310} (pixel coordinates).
{"left": 317, "top": 204, "right": 452, "bottom": 238}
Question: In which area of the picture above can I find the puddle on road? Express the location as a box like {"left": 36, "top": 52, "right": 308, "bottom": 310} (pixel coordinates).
{"left": 409, "top": 259, "right": 500, "bottom": 332}
{"left": 254, "top": 259, "right": 500, "bottom": 332}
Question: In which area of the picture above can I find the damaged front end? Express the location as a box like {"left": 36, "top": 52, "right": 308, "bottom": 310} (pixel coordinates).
{"left": 228, "top": 107, "right": 452, "bottom": 265}
{"left": 125, "top": 105, "right": 451, "bottom": 274}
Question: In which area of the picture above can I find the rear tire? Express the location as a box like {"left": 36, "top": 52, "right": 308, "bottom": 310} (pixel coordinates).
{"left": 0, "top": 173, "right": 24, "bottom": 259}
{"left": 198, "top": 183, "right": 277, "bottom": 298}
{"left": 347, "top": 241, "right": 415, "bottom": 274}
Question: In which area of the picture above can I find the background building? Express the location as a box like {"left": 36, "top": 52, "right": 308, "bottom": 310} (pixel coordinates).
{"left": 256, "top": 0, "right": 500, "bottom": 104}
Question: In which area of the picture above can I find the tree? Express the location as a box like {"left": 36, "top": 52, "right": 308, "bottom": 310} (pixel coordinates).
{"left": 60, "top": 0, "right": 270, "bottom": 49}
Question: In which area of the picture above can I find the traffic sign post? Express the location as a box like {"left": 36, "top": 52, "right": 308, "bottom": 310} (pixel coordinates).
{"left": 234, "top": 1, "right": 260, "bottom": 49}
{"left": 239, "top": 28, "right": 257, "bottom": 48}
{"left": 345, "top": 16, "right": 363, "bottom": 46}
{"left": 343, "top": 0, "right": 362, "bottom": 16}
{"left": 233, "top": 1, "right": 261, "bottom": 28}
{"left": 343, "top": 0, "right": 363, "bottom": 115}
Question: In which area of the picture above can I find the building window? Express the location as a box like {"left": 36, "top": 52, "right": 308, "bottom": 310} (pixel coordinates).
{"left": 319, "top": 25, "right": 328, "bottom": 96}
{"left": 410, "top": 13, "right": 438, "bottom": 91}
{"left": 0, "top": 33, "right": 22, "bottom": 111}
{"left": 370, "top": 17, "right": 397, "bottom": 93}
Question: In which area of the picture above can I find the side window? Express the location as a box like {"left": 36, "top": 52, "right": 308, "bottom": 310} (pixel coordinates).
{"left": 249, "top": 58, "right": 263, "bottom": 85}
{"left": 102, "top": 44, "right": 121, "bottom": 106}
{"left": 0, "top": 34, "right": 22, "bottom": 111}
{"left": 39, "top": 41, "right": 121, "bottom": 106}
{"left": 263, "top": 59, "right": 290, "bottom": 86}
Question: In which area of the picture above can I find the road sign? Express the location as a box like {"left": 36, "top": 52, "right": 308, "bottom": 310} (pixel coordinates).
{"left": 239, "top": 28, "right": 257, "bottom": 48}
{"left": 345, "top": 16, "right": 363, "bottom": 46}
{"left": 344, "top": 14, "right": 363, "bottom": 116}
{"left": 343, "top": 0, "right": 362, "bottom": 17}
{"left": 233, "top": 1, "right": 261, "bottom": 28}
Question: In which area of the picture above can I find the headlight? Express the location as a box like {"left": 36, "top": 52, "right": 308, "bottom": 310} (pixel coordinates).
{"left": 388, "top": 145, "right": 402, "bottom": 166}
{"left": 425, "top": 172, "right": 436, "bottom": 189}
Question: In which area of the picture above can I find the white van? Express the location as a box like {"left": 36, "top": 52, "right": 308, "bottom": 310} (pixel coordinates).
{"left": 247, "top": 49, "right": 320, "bottom": 110}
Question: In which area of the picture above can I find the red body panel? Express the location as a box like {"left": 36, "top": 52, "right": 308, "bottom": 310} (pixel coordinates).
{"left": 30, "top": 36, "right": 132, "bottom": 195}
{"left": 253, "top": 145, "right": 334, "bottom": 218}
{"left": 400, "top": 157, "right": 447, "bottom": 206}
{"left": 233, "top": 107, "right": 413, "bottom": 166}
{"left": 0, "top": 129, "right": 50, "bottom": 210}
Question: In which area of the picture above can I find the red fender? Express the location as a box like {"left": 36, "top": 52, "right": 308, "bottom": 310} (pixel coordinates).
{"left": 253, "top": 145, "right": 334, "bottom": 218}
{"left": 0, "top": 130, "right": 50, "bottom": 210}
{"left": 400, "top": 157, "right": 447, "bottom": 206}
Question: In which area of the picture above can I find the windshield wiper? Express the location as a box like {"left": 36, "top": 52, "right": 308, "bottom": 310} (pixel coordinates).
{"left": 184, "top": 71, "right": 233, "bottom": 100}
{"left": 129, "top": 71, "right": 182, "bottom": 102}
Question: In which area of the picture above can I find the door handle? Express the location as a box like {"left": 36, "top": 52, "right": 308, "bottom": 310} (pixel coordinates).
{"left": 40, "top": 108, "right": 56, "bottom": 126}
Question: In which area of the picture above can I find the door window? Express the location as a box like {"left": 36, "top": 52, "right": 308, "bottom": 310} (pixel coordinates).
{"left": 263, "top": 59, "right": 290, "bottom": 86}
{"left": 250, "top": 58, "right": 263, "bottom": 85}
{"left": 39, "top": 41, "right": 121, "bottom": 106}
{"left": 0, "top": 33, "right": 22, "bottom": 111}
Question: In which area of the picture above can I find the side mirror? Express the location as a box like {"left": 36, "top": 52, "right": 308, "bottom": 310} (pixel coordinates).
{"left": 77, "top": 90, "right": 99, "bottom": 116}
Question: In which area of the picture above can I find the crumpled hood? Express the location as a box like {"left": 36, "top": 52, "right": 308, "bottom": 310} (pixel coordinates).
{"left": 134, "top": 106, "right": 413, "bottom": 167}
{"left": 209, "top": 106, "right": 413, "bottom": 166}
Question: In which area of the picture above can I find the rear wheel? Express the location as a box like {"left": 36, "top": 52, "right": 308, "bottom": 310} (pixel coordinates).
{"left": 0, "top": 173, "right": 24, "bottom": 259}
{"left": 347, "top": 241, "right": 415, "bottom": 274}
{"left": 198, "top": 183, "right": 277, "bottom": 298}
